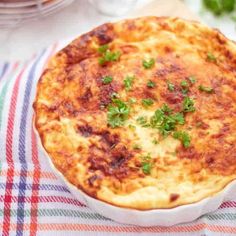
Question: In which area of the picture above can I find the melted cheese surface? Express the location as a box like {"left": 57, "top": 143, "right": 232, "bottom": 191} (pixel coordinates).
{"left": 34, "top": 17, "right": 236, "bottom": 209}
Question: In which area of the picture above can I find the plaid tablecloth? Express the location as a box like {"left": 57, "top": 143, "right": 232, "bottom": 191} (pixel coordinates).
{"left": 0, "top": 43, "right": 236, "bottom": 236}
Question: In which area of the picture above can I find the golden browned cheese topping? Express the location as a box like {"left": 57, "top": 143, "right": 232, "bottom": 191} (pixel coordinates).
{"left": 34, "top": 17, "right": 236, "bottom": 210}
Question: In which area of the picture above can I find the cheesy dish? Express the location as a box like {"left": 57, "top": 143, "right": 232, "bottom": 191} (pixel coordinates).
{"left": 34, "top": 17, "right": 236, "bottom": 210}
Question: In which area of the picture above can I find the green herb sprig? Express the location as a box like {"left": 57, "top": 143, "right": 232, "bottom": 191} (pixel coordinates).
{"left": 102, "top": 76, "right": 113, "bottom": 84}
{"left": 140, "top": 153, "right": 152, "bottom": 174}
{"left": 203, "top": 0, "right": 235, "bottom": 15}
{"left": 143, "top": 58, "right": 155, "bottom": 69}
{"left": 142, "top": 98, "right": 154, "bottom": 107}
{"left": 98, "top": 44, "right": 121, "bottom": 65}
{"left": 173, "top": 131, "right": 191, "bottom": 148}
{"left": 107, "top": 99, "right": 130, "bottom": 128}
{"left": 124, "top": 76, "right": 135, "bottom": 91}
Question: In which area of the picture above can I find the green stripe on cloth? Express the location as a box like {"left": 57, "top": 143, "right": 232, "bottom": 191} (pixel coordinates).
{"left": 0, "top": 209, "right": 109, "bottom": 220}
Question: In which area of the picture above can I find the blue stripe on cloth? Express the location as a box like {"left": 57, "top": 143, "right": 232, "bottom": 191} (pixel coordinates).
{"left": 16, "top": 49, "right": 47, "bottom": 236}
{"left": 0, "top": 182, "right": 70, "bottom": 193}
{"left": 0, "top": 62, "right": 9, "bottom": 81}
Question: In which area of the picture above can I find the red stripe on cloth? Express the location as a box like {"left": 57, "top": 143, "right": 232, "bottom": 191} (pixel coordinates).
{"left": 0, "top": 223, "right": 236, "bottom": 234}
{"left": 0, "top": 169, "right": 57, "bottom": 180}
{"left": 2, "top": 64, "right": 28, "bottom": 236}
{"left": 29, "top": 125, "right": 40, "bottom": 236}
{"left": 29, "top": 43, "right": 58, "bottom": 236}
{"left": 220, "top": 201, "right": 236, "bottom": 208}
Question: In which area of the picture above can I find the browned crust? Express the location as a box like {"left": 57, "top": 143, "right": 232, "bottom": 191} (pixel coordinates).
{"left": 33, "top": 16, "right": 236, "bottom": 210}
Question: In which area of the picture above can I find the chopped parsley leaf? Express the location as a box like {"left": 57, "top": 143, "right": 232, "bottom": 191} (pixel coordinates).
{"left": 161, "top": 103, "right": 172, "bottom": 113}
{"left": 167, "top": 81, "right": 175, "bottom": 91}
{"left": 107, "top": 99, "right": 130, "bottom": 128}
{"left": 142, "top": 98, "right": 154, "bottom": 107}
{"left": 124, "top": 76, "right": 135, "bottom": 91}
{"left": 147, "top": 80, "right": 156, "bottom": 88}
{"left": 150, "top": 104, "right": 185, "bottom": 136}
{"left": 182, "top": 97, "right": 195, "bottom": 113}
{"left": 136, "top": 116, "right": 150, "bottom": 127}
{"left": 198, "top": 85, "right": 214, "bottom": 93}
{"left": 141, "top": 153, "right": 152, "bottom": 174}
{"left": 173, "top": 131, "right": 191, "bottom": 148}
{"left": 180, "top": 80, "right": 189, "bottom": 88}
{"left": 172, "top": 112, "right": 185, "bottom": 125}
{"left": 142, "top": 153, "right": 151, "bottom": 161}
{"left": 188, "top": 76, "right": 196, "bottom": 84}
{"left": 102, "top": 76, "right": 113, "bottom": 84}
{"left": 181, "top": 89, "right": 189, "bottom": 96}
{"left": 98, "top": 45, "right": 121, "bottom": 65}
{"left": 98, "top": 44, "right": 108, "bottom": 54}
{"left": 180, "top": 80, "right": 189, "bottom": 95}
{"left": 207, "top": 52, "right": 217, "bottom": 62}
{"left": 143, "top": 58, "right": 155, "bottom": 69}
{"left": 134, "top": 102, "right": 191, "bottom": 148}
{"left": 141, "top": 162, "right": 152, "bottom": 174}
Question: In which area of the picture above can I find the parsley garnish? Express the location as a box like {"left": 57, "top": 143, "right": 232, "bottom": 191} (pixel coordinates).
{"left": 142, "top": 162, "right": 152, "bottom": 174}
{"left": 98, "top": 44, "right": 121, "bottom": 65}
{"left": 107, "top": 99, "right": 130, "bottom": 128}
{"left": 198, "top": 85, "right": 214, "bottom": 93}
{"left": 180, "top": 80, "right": 189, "bottom": 95}
{"left": 98, "top": 44, "right": 108, "bottom": 53}
{"left": 102, "top": 76, "right": 113, "bottom": 84}
{"left": 167, "top": 81, "right": 175, "bottom": 91}
{"left": 182, "top": 97, "right": 195, "bottom": 113}
{"left": 150, "top": 104, "right": 185, "bottom": 136}
{"left": 147, "top": 80, "right": 156, "bottom": 88}
{"left": 161, "top": 103, "right": 172, "bottom": 113}
{"left": 207, "top": 52, "right": 217, "bottom": 62}
{"left": 135, "top": 103, "right": 192, "bottom": 148}
{"left": 124, "top": 76, "right": 135, "bottom": 91}
{"left": 203, "top": 0, "right": 235, "bottom": 15}
{"left": 180, "top": 80, "right": 189, "bottom": 88}
{"left": 136, "top": 116, "right": 150, "bottom": 127}
{"left": 172, "top": 112, "right": 185, "bottom": 125}
{"left": 140, "top": 153, "right": 152, "bottom": 174}
{"left": 143, "top": 58, "right": 155, "bottom": 69}
{"left": 181, "top": 89, "right": 189, "bottom": 96}
{"left": 142, "top": 98, "right": 154, "bottom": 107}
{"left": 173, "top": 131, "right": 191, "bottom": 148}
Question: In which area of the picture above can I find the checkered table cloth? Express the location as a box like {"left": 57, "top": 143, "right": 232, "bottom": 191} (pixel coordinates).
{"left": 0, "top": 43, "right": 236, "bottom": 236}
